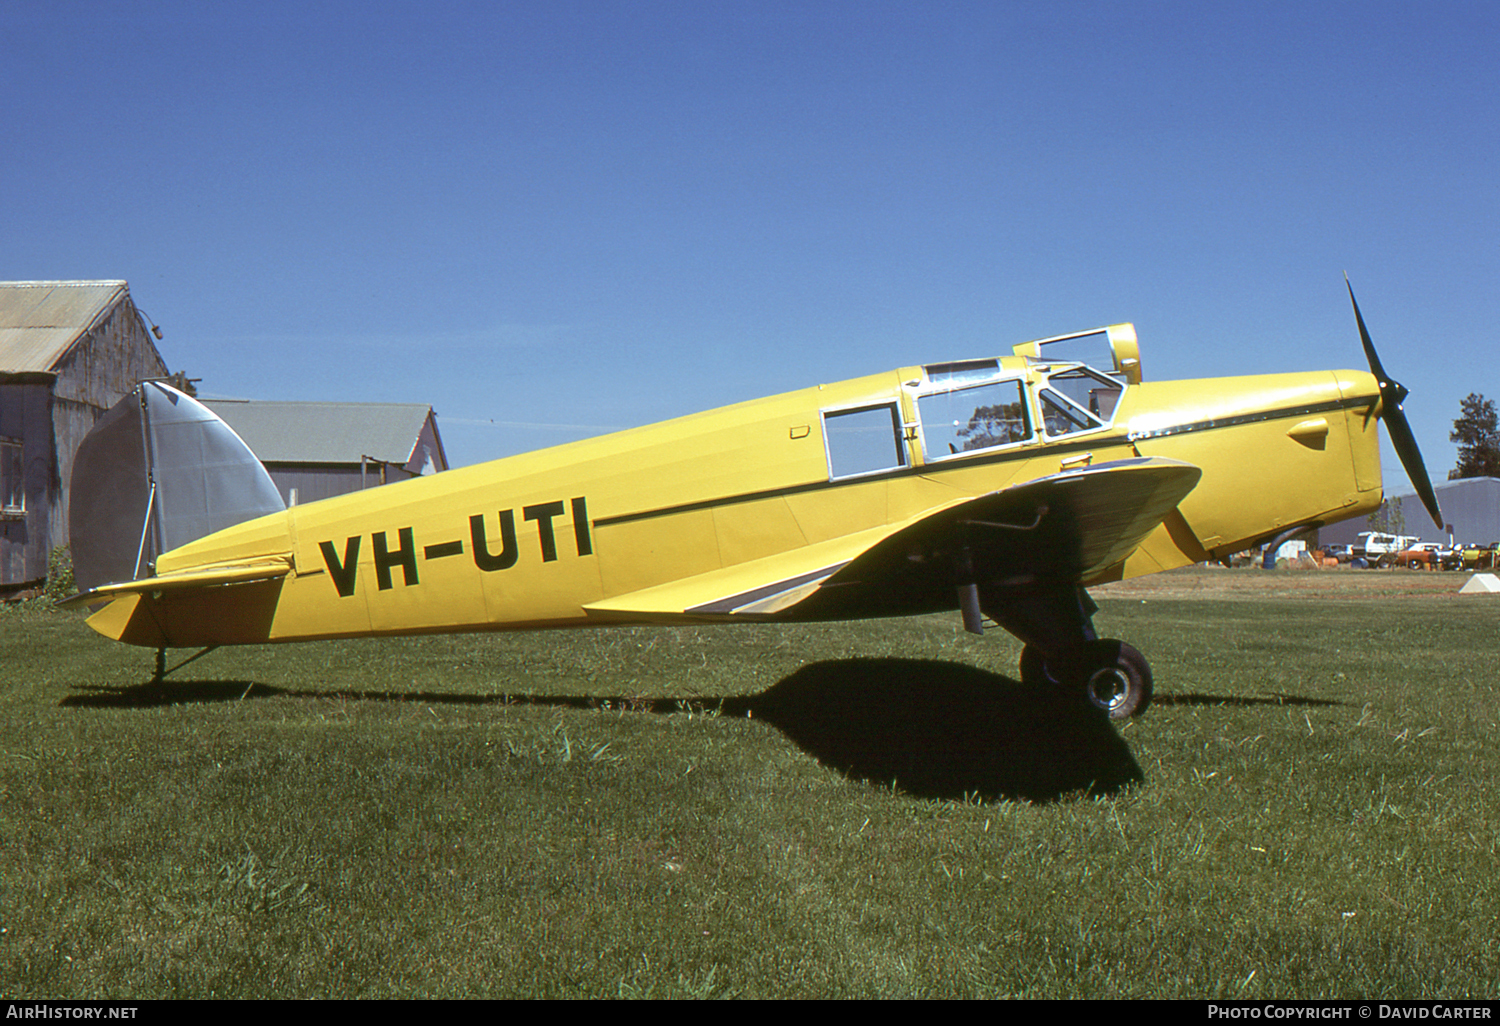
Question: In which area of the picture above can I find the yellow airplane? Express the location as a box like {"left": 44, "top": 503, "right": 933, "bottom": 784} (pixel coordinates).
{"left": 63, "top": 284, "right": 1440, "bottom": 719}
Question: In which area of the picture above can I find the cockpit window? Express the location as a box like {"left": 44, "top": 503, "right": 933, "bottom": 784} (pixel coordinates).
{"left": 1034, "top": 364, "right": 1121, "bottom": 438}
{"left": 1045, "top": 365, "right": 1122, "bottom": 420}
{"left": 823, "top": 403, "right": 907, "bottom": 480}
{"left": 918, "top": 378, "right": 1032, "bottom": 459}
{"left": 1039, "top": 389, "right": 1102, "bottom": 436}
{"left": 913, "top": 351, "right": 1125, "bottom": 459}
{"left": 924, "top": 360, "right": 999, "bottom": 388}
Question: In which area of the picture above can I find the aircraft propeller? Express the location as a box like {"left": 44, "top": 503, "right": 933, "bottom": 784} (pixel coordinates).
{"left": 1347, "top": 278, "right": 1443, "bottom": 529}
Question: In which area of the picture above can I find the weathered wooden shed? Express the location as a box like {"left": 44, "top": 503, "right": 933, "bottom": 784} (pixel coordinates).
{"left": 200, "top": 399, "right": 447, "bottom": 506}
{"left": 1, "top": 281, "right": 170, "bottom": 591}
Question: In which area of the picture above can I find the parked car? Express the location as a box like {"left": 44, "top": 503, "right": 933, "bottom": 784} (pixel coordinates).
{"left": 1353, "top": 532, "right": 1421, "bottom": 568}
{"left": 1396, "top": 542, "right": 1459, "bottom": 570}
{"left": 1462, "top": 543, "right": 1500, "bottom": 571}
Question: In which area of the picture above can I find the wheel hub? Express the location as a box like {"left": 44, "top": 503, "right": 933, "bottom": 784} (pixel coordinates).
{"left": 1086, "top": 666, "right": 1132, "bottom": 713}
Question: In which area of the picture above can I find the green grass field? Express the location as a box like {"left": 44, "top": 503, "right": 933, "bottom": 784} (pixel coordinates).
{"left": 3, "top": 567, "right": 1498, "bottom": 998}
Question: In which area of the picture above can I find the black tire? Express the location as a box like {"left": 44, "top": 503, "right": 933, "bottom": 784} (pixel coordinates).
{"left": 1020, "top": 640, "right": 1153, "bottom": 719}
{"left": 1080, "top": 639, "right": 1153, "bottom": 720}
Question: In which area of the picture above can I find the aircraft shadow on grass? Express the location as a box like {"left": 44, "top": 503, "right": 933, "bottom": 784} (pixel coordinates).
{"left": 735, "top": 658, "right": 1143, "bottom": 803}
{"left": 60, "top": 658, "right": 1343, "bottom": 804}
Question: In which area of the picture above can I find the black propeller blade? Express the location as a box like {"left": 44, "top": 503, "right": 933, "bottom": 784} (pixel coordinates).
{"left": 1347, "top": 278, "right": 1443, "bottom": 528}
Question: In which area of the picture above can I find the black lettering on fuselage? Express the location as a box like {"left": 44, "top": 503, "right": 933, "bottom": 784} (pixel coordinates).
{"left": 524, "top": 501, "right": 566, "bottom": 562}
{"left": 319, "top": 495, "right": 594, "bottom": 598}
{"left": 372, "top": 527, "right": 419, "bottom": 591}
{"left": 571, "top": 496, "right": 593, "bottom": 556}
{"left": 471, "top": 510, "right": 519, "bottom": 571}
{"left": 320, "top": 536, "right": 361, "bottom": 598}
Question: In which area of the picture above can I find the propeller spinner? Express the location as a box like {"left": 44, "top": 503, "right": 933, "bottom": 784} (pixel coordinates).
{"left": 1347, "top": 278, "right": 1443, "bottom": 528}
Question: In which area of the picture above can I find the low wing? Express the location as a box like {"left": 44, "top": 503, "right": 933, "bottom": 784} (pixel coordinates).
{"left": 581, "top": 523, "right": 896, "bottom": 623}
{"left": 585, "top": 457, "right": 1201, "bottom": 624}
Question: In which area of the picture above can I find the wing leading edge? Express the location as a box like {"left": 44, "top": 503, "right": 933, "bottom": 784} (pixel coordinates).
{"left": 585, "top": 457, "right": 1202, "bottom": 625}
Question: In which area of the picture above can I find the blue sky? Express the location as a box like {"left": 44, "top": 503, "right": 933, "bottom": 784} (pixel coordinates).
{"left": 4, "top": 0, "right": 1495, "bottom": 493}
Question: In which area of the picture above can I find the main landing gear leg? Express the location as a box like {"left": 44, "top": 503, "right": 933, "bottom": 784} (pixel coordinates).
{"left": 980, "top": 583, "right": 1153, "bottom": 719}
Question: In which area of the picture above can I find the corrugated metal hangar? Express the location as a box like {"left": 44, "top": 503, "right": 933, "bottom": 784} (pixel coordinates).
{"left": 201, "top": 399, "right": 448, "bottom": 506}
{"left": 3, "top": 279, "right": 452, "bottom": 595}
{"left": 1320, "top": 477, "right": 1500, "bottom": 548}
{"left": 1, "top": 281, "right": 169, "bottom": 590}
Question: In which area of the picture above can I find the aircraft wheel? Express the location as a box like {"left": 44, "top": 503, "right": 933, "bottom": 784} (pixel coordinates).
{"left": 1080, "top": 639, "right": 1153, "bottom": 720}
{"left": 1020, "top": 641, "right": 1152, "bottom": 719}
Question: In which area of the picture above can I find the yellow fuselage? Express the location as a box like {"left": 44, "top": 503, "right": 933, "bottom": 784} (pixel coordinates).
{"left": 90, "top": 361, "right": 1385, "bottom": 648}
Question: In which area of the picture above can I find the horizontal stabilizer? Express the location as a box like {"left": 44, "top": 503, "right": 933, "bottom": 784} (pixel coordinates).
{"left": 55, "top": 557, "right": 293, "bottom": 610}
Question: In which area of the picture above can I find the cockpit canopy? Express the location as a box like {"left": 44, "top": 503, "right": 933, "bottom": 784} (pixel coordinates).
{"left": 821, "top": 325, "right": 1138, "bottom": 481}
{"left": 914, "top": 325, "right": 1135, "bottom": 462}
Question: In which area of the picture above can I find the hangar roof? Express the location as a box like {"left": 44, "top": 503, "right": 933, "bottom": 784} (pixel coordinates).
{"left": 201, "top": 399, "right": 445, "bottom": 469}
{"left": 0, "top": 281, "right": 131, "bottom": 374}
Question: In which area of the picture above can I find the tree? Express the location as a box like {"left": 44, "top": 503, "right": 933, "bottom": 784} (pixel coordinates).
{"left": 1367, "top": 495, "right": 1406, "bottom": 536}
{"left": 1449, "top": 393, "right": 1500, "bottom": 480}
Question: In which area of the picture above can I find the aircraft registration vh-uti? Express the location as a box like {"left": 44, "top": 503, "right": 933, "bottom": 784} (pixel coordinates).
{"left": 63, "top": 284, "right": 1441, "bottom": 719}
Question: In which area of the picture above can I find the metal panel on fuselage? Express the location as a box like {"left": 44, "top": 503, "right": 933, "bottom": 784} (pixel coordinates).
{"left": 1125, "top": 371, "right": 1383, "bottom": 556}
{"left": 250, "top": 370, "right": 910, "bottom": 641}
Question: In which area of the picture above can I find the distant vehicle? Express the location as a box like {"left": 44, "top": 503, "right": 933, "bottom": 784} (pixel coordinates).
{"left": 1396, "top": 542, "right": 1458, "bottom": 570}
{"left": 1461, "top": 543, "right": 1499, "bottom": 571}
{"left": 1354, "top": 531, "right": 1420, "bottom": 568}
{"left": 1321, "top": 543, "right": 1354, "bottom": 563}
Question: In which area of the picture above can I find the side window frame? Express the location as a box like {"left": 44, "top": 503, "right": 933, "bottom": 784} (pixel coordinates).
{"left": 913, "top": 375, "right": 1035, "bottom": 464}
{"left": 1035, "top": 363, "right": 1123, "bottom": 440}
{"left": 821, "top": 402, "right": 908, "bottom": 481}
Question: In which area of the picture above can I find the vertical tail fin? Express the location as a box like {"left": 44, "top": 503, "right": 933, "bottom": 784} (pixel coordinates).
{"left": 68, "top": 382, "right": 286, "bottom": 594}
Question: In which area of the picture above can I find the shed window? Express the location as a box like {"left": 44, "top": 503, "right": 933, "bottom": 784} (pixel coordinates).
{"left": 824, "top": 404, "right": 906, "bottom": 480}
{"left": 2, "top": 437, "right": 22, "bottom": 514}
